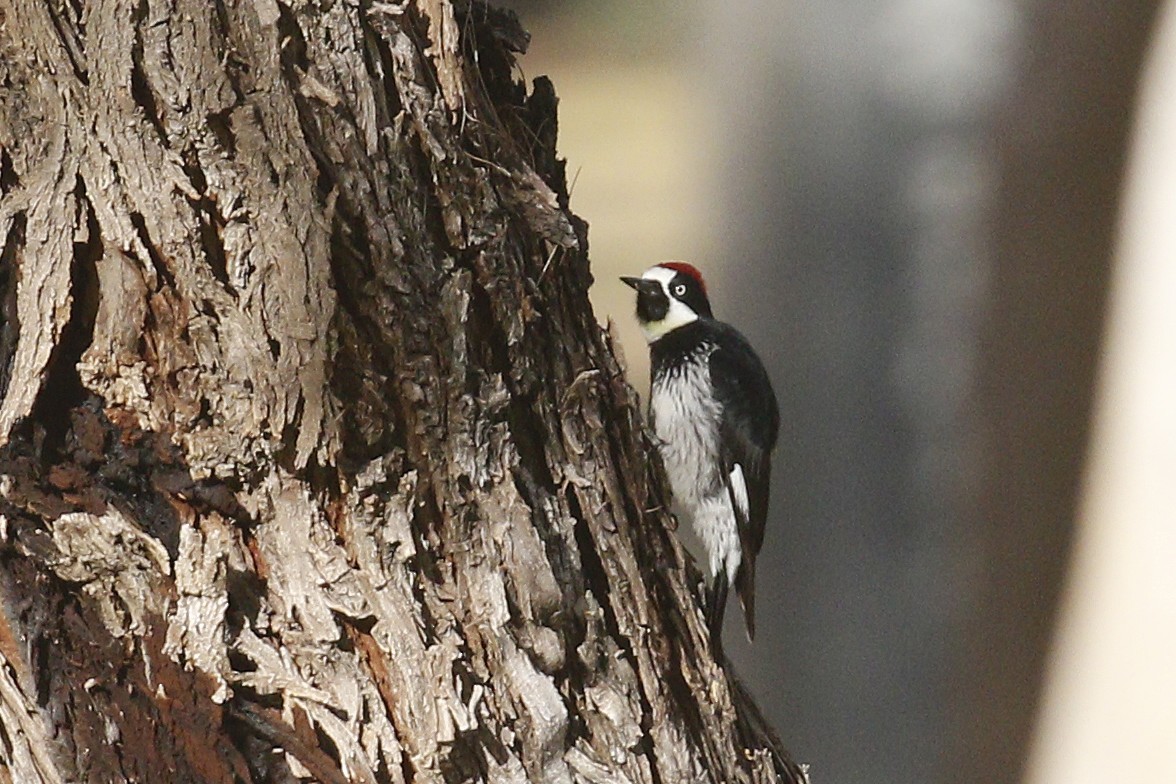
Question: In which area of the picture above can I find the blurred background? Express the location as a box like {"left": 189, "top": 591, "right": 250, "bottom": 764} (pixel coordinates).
{"left": 499, "top": 1, "right": 1175, "bottom": 782}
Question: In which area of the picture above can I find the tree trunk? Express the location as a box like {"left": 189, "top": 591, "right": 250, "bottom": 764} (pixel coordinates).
{"left": 952, "top": 2, "right": 1160, "bottom": 782}
{"left": 0, "top": 2, "right": 803, "bottom": 783}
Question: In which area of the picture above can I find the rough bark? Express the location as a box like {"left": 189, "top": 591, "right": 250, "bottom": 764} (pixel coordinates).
{"left": 0, "top": 2, "right": 804, "bottom": 783}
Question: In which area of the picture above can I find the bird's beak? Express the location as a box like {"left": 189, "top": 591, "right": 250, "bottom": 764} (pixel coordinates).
{"left": 621, "top": 276, "right": 662, "bottom": 296}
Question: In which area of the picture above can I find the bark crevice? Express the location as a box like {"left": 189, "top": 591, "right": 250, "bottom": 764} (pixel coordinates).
{"left": 31, "top": 179, "right": 99, "bottom": 456}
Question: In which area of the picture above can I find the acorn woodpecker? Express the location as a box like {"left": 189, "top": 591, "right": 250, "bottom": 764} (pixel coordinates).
{"left": 621, "top": 262, "right": 779, "bottom": 647}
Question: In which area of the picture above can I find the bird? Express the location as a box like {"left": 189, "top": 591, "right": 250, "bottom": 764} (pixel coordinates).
{"left": 621, "top": 262, "right": 779, "bottom": 649}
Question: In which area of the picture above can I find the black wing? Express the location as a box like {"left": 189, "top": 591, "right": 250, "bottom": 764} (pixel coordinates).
{"left": 709, "top": 322, "right": 779, "bottom": 637}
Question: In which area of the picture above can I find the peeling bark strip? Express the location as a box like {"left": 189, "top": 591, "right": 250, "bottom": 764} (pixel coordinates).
{"left": 0, "top": 2, "right": 805, "bottom": 783}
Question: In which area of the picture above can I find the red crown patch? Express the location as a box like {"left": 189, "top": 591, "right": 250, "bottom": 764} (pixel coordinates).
{"left": 657, "top": 261, "right": 707, "bottom": 295}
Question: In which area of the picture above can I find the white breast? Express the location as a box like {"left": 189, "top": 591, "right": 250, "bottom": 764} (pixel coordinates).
{"left": 651, "top": 354, "right": 743, "bottom": 581}
{"left": 651, "top": 356, "right": 721, "bottom": 504}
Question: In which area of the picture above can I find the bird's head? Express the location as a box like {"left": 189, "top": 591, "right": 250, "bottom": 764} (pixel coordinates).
{"left": 620, "top": 262, "right": 713, "bottom": 343}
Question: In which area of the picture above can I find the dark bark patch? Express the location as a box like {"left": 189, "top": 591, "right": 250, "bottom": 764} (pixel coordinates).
{"left": 0, "top": 146, "right": 17, "bottom": 194}
{"left": 205, "top": 108, "right": 239, "bottom": 156}
{"left": 128, "top": 211, "right": 177, "bottom": 290}
{"left": 276, "top": 3, "right": 311, "bottom": 75}
{"left": 358, "top": 8, "right": 405, "bottom": 120}
{"left": 30, "top": 182, "right": 99, "bottom": 458}
{"left": 45, "top": 0, "right": 88, "bottom": 85}
{"left": 0, "top": 213, "right": 25, "bottom": 404}
{"left": 130, "top": 0, "right": 168, "bottom": 145}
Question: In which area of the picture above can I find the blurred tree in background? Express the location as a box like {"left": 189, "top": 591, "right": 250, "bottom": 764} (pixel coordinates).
{"left": 505, "top": 1, "right": 1163, "bottom": 782}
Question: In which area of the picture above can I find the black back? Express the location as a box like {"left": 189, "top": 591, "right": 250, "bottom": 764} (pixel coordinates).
{"left": 653, "top": 318, "right": 779, "bottom": 637}
{"left": 711, "top": 320, "right": 778, "bottom": 638}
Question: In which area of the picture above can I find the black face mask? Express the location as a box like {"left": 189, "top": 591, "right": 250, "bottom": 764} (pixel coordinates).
{"left": 621, "top": 277, "right": 670, "bottom": 324}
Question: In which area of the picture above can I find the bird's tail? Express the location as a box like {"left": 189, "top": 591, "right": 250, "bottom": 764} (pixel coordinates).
{"left": 735, "top": 556, "right": 756, "bottom": 641}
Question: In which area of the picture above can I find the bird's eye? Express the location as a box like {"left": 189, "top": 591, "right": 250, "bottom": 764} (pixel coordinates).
{"left": 672, "top": 283, "right": 687, "bottom": 296}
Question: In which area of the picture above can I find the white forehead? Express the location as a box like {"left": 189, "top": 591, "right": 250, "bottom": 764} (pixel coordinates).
{"left": 642, "top": 265, "right": 677, "bottom": 286}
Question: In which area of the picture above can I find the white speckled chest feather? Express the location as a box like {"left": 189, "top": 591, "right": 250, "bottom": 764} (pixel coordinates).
{"left": 650, "top": 347, "right": 745, "bottom": 582}
{"left": 650, "top": 347, "right": 722, "bottom": 504}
